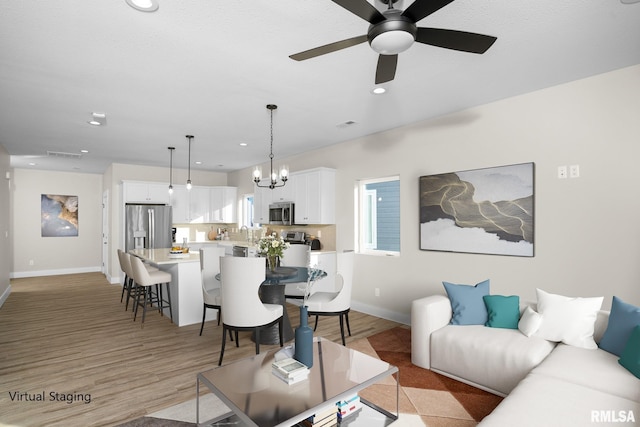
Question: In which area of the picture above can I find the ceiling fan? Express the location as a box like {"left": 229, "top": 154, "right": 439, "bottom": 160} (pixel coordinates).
{"left": 289, "top": 0, "right": 497, "bottom": 84}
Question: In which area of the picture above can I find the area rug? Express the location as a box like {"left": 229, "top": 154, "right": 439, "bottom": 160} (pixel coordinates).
{"left": 117, "top": 327, "right": 502, "bottom": 427}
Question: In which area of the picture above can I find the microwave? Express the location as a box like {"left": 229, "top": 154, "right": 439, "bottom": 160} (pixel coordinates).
{"left": 269, "top": 202, "right": 294, "bottom": 225}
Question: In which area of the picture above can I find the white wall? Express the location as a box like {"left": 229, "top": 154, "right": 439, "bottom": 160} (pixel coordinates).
{"left": 11, "top": 169, "right": 103, "bottom": 277}
{"left": 0, "top": 144, "right": 11, "bottom": 305}
{"left": 229, "top": 65, "right": 640, "bottom": 323}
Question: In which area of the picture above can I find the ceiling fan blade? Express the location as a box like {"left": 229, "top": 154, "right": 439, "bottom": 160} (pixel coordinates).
{"left": 331, "top": 0, "right": 386, "bottom": 24}
{"left": 402, "top": 0, "right": 455, "bottom": 23}
{"left": 416, "top": 28, "right": 497, "bottom": 53}
{"left": 375, "top": 54, "right": 398, "bottom": 84}
{"left": 289, "top": 35, "right": 368, "bottom": 61}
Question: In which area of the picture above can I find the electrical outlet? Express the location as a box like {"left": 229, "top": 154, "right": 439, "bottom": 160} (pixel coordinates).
{"left": 570, "top": 164, "right": 580, "bottom": 178}
{"left": 558, "top": 166, "right": 568, "bottom": 179}
{"left": 374, "top": 288, "right": 380, "bottom": 297}
{"left": 29, "top": 260, "right": 34, "bottom": 266}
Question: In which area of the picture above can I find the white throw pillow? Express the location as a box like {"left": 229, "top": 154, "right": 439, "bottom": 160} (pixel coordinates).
{"left": 518, "top": 306, "right": 543, "bottom": 337}
{"left": 534, "top": 288, "right": 603, "bottom": 349}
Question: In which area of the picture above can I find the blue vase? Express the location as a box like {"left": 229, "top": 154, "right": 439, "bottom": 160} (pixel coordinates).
{"left": 294, "top": 305, "right": 313, "bottom": 368}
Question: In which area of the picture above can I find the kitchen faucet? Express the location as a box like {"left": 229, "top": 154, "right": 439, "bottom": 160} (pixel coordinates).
{"left": 240, "top": 225, "right": 249, "bottom": 242}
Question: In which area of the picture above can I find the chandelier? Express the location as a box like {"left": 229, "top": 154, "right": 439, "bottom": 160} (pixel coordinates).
{"left": 253, "top": 104, "right": 288, "bottom": 189}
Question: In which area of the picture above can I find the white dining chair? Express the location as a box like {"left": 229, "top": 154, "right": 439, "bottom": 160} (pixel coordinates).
{"left": 282, "top": 244, "right": 311, "bottom": 300}
{"left": 218, "top": 256, "right": 283, "bottom": 366}
{"left": 305, "top": 251, "right": 354, "bottom": 345}
{"left": 199, "top": 246, "right": 227, "bottom": 336}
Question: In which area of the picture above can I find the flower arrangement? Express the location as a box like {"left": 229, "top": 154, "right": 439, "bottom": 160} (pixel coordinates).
{"left": 257, "top": 233, "right": 290, "bottom": 270}
{"left": 302, "top": 266, "right": 323, "bottom": 306}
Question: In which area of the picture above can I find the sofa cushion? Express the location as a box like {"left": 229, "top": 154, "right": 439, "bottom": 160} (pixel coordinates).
{"left": 442, "top": 279, "right": 490, "bottom": 325}
{"left": 483, "top": 295, "right": 519, "bottom": 329}
{"left": 431, "top": 325, "right": 555, "bottom": 395}
{"left": 518, "top": 306, "right": 543, "bottom": 337}
{"left": 478, "top": 371, "right": 640, "bottom": 427}
{"left": 534, "top": 288, "right": 604, "bottom": 349}
{"left": 531, "top": 344, "right": 640, "bottom": 402}
{"left": 599, "top": 296, "right": 640, "bottom": 357}
{"left": 619, "top": 325, "right": 640, "bottom": 379}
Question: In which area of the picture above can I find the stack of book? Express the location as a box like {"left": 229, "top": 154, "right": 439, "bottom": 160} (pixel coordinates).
{"left": 337, "top": 394, "right": 362, "bottom": 422}
{"left": 300, "top": 403, "right": 338, "bottom": 427}
{"left": 271, "top": 357, "right": 309, "bottom": 385}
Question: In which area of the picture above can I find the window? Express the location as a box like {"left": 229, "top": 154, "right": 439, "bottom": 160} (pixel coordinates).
{"left": 356, "top": 176, "right": 400, "bottom": 255}
{"left": 240, "top": 194, "right": 254, "bottom": 228}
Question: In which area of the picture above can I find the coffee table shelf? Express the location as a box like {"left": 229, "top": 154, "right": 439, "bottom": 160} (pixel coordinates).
{"left": 196, "top": 338, "right": 398, "bottom": 427}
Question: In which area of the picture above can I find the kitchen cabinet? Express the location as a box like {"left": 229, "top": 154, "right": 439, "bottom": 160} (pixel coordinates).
{"left": 252, "top": 179, "right": 272, "bottom": 224}
{"left": 210, "top": 186, "right": 237, "bottom": 223}
{"left": 188, "top": 186, "right": 211, "bottom": 223}
{"left": 123, "top": 181, "right": 170, "bottom": 204}
{"left": 169, "top": 185, "right": 189, "bottom": 223}
{"left": 293, "top": 168, "right": 336, "bottom": 224}
{"left": 170, "top": 185, "right": 238, "bottom": 224}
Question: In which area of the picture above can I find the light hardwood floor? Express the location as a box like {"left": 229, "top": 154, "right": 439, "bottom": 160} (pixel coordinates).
{"left": 0, "top": 272, "right": 403, "bottom": 426}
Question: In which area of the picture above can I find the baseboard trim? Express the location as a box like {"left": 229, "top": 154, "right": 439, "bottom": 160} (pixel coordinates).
{"left": 351, "top": 300, "right": 410, "bottom": 326}
{"left": 10, "top": 266, "right": 103, "bottom": 279}
{"left": 0, "top": 284, "right": 11, "bottom": 308}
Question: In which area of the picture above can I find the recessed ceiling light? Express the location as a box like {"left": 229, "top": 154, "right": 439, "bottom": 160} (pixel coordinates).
{"left": 372, "top": 87, "right": 386, "bottom": 95}
{"left": 28, "top": 162, "right": 36, "bottom": 166}
{"left": 80, "top": 150, "right": 89, "bottom": 154}
{"left": 88, "top": 112, "right": 106, "bottom": 126}
{"left": 125, "top": 0, "right": 159, "bottom": 12}
{"left": 195, "top": 161, "right": 202, "bottom": 165}
{"left": 239, "top": 143, "right": 248, "bottom": 147}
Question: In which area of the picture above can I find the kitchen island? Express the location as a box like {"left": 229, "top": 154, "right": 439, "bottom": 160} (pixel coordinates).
{"left": 129, "top": 248, "right": 216, "bottom": 327}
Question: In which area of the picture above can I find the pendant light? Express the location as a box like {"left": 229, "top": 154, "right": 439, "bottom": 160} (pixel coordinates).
{"left": 167, "top": 146, "right": 175, "bottom": 194}
{"left": 185, "top": 135, "right": 193, "bottom": 190}
{"left": 253, "top": 104, "right": 288, "bottom": 189}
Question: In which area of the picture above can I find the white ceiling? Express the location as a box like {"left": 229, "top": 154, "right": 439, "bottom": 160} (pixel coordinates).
{"left": 1, "top": 0, "right": 639, "bottom": 174}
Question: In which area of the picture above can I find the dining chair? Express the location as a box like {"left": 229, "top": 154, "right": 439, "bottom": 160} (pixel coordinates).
{"left": 305, "top": 251, "right": 354, "bottom": 345}
{"left": 218, "top": 256, "right": 283, "bottom": 366}
{"left": 199, "top": 246, "right": 227, "bottom": 336}
{"left": 282, "top": 244, "right": 311, "bottom": 300}
{"left": 130, "top": 254, "right": 173, "bottom": 327}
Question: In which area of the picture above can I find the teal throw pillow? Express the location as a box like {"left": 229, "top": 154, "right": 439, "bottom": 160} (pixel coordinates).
{"left": 599, "top": 296, "right": 640, "bottom": 357}
{"left": 618, "top": 325, "right": 640, "bottom": 379}
{"left": 484, "top": 295, "right": 520, "bottom": 329}
{"left": 443, "top": 280, "right": 490, "bottom": 325}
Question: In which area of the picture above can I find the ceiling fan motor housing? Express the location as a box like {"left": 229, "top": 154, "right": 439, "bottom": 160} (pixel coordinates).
{"left": 368, "top": 9, "right": 417, "bottom": 55}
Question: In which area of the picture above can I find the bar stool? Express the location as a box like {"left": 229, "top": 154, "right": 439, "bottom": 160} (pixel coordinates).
{"left": 130, "top": 254, "right": 173, "bottom": 327}
{"left": 118, "top": 249, "right": 159, "bottom": 311}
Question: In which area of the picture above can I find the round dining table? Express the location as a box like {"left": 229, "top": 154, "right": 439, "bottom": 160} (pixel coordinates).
{"left": 217, "top": 265, "right": 327, "bottom": 345}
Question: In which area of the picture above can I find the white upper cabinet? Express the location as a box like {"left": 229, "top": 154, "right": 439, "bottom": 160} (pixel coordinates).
{"left": 123, "top": 181, "right": 170, "bottom": 204}
{"left": 210, "top": 187, "right": 237, "bottom": 223}
{"left": 170, "top": 185, "right": 237, "bottom": 224}
{"left": 188, "top": 186, "right": 211, "bottom": 223}
{"left": 169, "top": 185, "right": 189, "bottom": 223}
{"left": 252, "top": 179, "right": 272, "bottom": 224}
{"left": 293, "top": 168, "right": 336, "bottom": 225}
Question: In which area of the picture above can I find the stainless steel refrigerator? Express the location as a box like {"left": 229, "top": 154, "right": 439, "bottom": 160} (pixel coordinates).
{"left": 125, "top": 204, "right": 173, "bottom": 251}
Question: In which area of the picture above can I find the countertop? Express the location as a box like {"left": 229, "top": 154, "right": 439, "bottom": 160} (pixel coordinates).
{"left": 129, "top": 248, "right": 200, "bottom": 265}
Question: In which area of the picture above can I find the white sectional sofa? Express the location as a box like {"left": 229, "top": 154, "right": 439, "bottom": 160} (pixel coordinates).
{"left": 411, "top": 294, "right": 640, "bottom": 426}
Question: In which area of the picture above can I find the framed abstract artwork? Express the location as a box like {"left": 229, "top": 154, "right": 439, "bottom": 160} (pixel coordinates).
{"left": 41, "top": 194, "right": 79, "bottom": 237}
{"left": 419, "top": 163, "right": 534, "bottom": 257}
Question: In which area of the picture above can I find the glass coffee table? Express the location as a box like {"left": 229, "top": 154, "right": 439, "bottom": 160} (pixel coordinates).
{"left": 196, "top": 337, "right": 399, "bottom": 426}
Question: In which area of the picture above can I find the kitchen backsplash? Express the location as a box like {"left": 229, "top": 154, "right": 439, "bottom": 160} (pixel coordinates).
{"left": 173, "top": 223, "right": 336, "bottom": 251}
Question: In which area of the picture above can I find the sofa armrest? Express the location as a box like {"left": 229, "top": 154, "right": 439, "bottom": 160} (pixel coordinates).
{"left": 411, "top": 295, "right": 452, "bottom": 369}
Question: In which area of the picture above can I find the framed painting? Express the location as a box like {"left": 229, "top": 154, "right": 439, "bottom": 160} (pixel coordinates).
{"left": 41, "top": 194, "right": 79, "bottom": 237}
{"left": 419, "top": 163, "right": 534, "bottom": 257}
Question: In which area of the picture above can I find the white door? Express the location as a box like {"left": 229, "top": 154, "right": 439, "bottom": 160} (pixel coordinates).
{"left": 102, "top": 190, "right": 109, "bottom": 276}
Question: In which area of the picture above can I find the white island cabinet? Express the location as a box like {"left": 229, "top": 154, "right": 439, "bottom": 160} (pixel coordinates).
{"left": 129, "top": 248, "right": 217, "bottom": 327}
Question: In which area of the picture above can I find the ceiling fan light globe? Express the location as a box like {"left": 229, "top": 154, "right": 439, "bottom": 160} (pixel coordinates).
{"left": 370, "top": 31, "right": 414, "bottom": 55}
